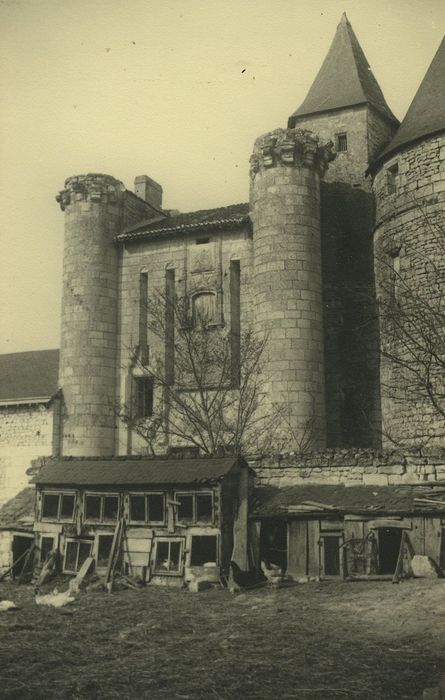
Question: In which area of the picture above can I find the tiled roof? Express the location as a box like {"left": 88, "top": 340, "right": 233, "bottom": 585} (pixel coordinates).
{"left": 288, "top": 14, "right": 398, "bottom": 127}
{"left": 252, "top": 483, "right": 445, "bottom": 517}
{"left": 117, "top": 203, "right": 250, "bottom": 243}
{"left": 32, "top": 456, "right": 244, "bottom": 486}
{"left": 0, "top": 349, "right": 59, "bottom": 404}
{"left": 0, "top": 488, "right": 35, "bottom": 531}
{"left": 376, "top": 36, "right": 445, "bottom": 163}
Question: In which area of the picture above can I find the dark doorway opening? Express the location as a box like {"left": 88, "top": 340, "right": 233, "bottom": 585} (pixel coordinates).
{"left": 260, "top": 519, "right": 287, "bottom": 571}
{"left": 378, "top": 528, "right": 402, "bottom": 574}
{"left": 322, "top": 536, "right": 341, "bottom": 576}
{"left": 12, "top": 535, "right": 34, "bottom": 578}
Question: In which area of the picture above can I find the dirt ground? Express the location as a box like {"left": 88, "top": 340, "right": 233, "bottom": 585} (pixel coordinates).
{"left": 0, "top": 577, "right": 444, "bottom": 700}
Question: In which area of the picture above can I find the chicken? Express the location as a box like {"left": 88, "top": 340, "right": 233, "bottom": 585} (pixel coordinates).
{"left": 0, "top": 600, "right": 19, "bottom": 611}
{"left": 229, "top": 561, "right": 262, "bottom": 589}
{"left": 260, "top": 560, "right": 284, "bottom": 586}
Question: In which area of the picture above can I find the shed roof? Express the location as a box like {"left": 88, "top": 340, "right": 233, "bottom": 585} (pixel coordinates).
{"left": 0, "top": 488, "right": 35, "bottom": 531}
{"left": 0, "top": 349, "right": 59, "bottom": 404}
{"left": 117, "top": 203, "right": 250, "bottom": 243}
{"left": 252, "top": 483, "right": 445, "bottom": 517}
{"left": 376, "top": 36, "right": 445, "bottom": 164}
{"left": 32, "top": 456, "right": 244, "bottom": 486}
{"left": 288, "top": 14, "right": 398, "bottom": 127}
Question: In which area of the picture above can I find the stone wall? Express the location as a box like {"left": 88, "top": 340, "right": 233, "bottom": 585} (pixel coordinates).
{"left": 252, "top": 447, "right": 445, "bottom": 488}
{"left": 0, "top": 404, "right": 54, "bottom": 506}
{"left": 373, "top": 134, "right": 445, "bottom": 447}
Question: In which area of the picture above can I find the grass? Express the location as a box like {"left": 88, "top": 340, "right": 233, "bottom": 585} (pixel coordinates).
{"left": 0, "top": 577, "right": 444, "bottom": 699}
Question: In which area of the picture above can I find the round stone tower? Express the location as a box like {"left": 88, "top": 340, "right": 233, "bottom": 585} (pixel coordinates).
{"left": 250, "top": 128, "right": 334, "bottom": 449}
{"left": 56, "top": 173, "right": 125, "bottom": 456}
{"left": 372, "top": 38, "right": 445, "bottom": 449}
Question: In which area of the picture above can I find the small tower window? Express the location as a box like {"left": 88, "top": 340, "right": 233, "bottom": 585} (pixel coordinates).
{"left": 192, "top": 292, "right": 217, "bottom": 328}
{"left": 335, "top": 133, "right": 348, "bottom": 152}
{"left": 387, "top": 163, "right": 399, "bottom": 194}
{"left": 135, "top": 377, "right": 153, "bottom": 418}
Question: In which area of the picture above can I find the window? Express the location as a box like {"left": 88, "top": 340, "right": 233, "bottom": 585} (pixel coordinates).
{"left": 387, "top": 163, "right": 399, "bottom": 194}
{"left": 192, "top": 292, "right": 217, "bottom": 328}
{"left": 389, "top": 248, "right": 401, "bottom": 303}
{"left": 190, "top": 535, "right": 218, "bottom": 566}
{"left": 153, "top": 538, "right": 184, "bottom": 575}
{"left": 84, "top": 494, "right": 119, "bottom": 523}
{"left": 176, "top": 492, "right": 214, "bottom": 524}
{"left": 63, "top": 539, "right": 93, "bottom": 574}
{"left": 40, "top": 536, "right": 56, "bottom": 563}
{"left": 96, "top": 534, "right": 114, "bottom": 568}
{"left": 335, "top": 132, "right": 348, "bottom": 152}
{"left": 129, "top": 493, "right": 165, "bottom": 524}
{"left": 138, "top": 271, "right": 148, "bottom": 364}
{"left": 135, "top": 377, "right": 153, "bottom": 418}
{"left": 41, "top": 492, "right": 76, "bottom": 521}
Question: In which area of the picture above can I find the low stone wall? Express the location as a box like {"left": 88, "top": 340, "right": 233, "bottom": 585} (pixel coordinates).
{"left": 250, "top": 447, "right": 445, "bottom": 488}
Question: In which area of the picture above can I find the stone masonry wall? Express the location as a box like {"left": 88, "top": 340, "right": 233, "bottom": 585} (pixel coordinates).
{"left": 252, "top": 447, "right": 445, "bottom": 488}
{"left": 374, "top": 134, "right": 445, "bottom": 447}
{"left": 0, "top": 404, "right": 53, "bottom": 506}
{"left": 116, "top": 224, "right": 253, "bottom": 454}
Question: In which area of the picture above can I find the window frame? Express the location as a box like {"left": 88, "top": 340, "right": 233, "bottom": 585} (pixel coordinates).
{"left": 84, "top": 492, "right": 120, "bottom": 524}
{"left": 41, "top": 490, "right": 76, "bottom": 523}
{"left": 190, "top": 534, "right": 219, "bottom": 567}
{"left": 335, "top": 132, "right": 348, "bottom": 152}
{"left": 134, "top": 376, "right": 154, "bottom": 418}
{"left": 387, "top": 162, "right": 399, "bottom": 194}
{"left": 175, "top": 491, "right": 215, "bottom": 525}
{"left": 190, "top": 290, "right": 218, "bottom": 329}
{"left": 63, "top": 538, "right": 93, "bottom": 574}
{"left": 39, "top": 535, "right": 57, "bottom": 563}
{"left": 128, "top": 492, "right": 166, "bottom": 525}
{"left": 152, "top": 537, "right": 185, "bottom": 576}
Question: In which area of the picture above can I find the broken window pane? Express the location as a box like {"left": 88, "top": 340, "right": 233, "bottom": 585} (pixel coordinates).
{"left": 42, "top": 494, "right": 60, "bottom": 519}
{"left": 40, "top": 537, "right": 55, "bottom": 563}
{"left": 103, "top": 496, "right": 119, "bottom": 521}
{"left": 60, "top": 494, "right": 75, "bottom": 520}
{"left": 169, "top": 541, "right": 181, "bottom": 571}
{"left": 155, "top": 540, "right": 170, "bottom": 570}
{"left": 196, "top": 494, "right": 213, "bottom": 522}
{"left": 78, "top": 541, "right": 93, "bottom": 569}
{"left": 130, "top": 495, "right": 146, "bottom": 521}
{"left": 177, "top": 495, "right": 194, "bottom": 522}
{"left": 85, "top": 495, "right": 101, "bottom": 520}
{"left": 148, "top": 494, "right": 164, "bottom": 522}
{"left": 190, "top": 536, "right": 217, "bottom": 566}
{"left": 97, "top": 535, "right": 114, "bottom": 568}
{"left": 64, "top": 541, "right": 79, "bottom": 573}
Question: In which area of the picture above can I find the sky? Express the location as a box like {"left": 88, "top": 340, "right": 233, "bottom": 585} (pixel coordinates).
{"left": 0, "top": 0, "right": 444, "bottom": 354}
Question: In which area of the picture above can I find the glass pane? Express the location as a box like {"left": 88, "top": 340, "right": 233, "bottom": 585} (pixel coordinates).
{"left": 103, "top": 496, "right": 118, "bottom": 521}
{"left": 78, "top": 541, "right": 93, "bottom": 569}
{"left": 190, "top": 536, "right": 217, "bottom": 566}
{"left": 155, "top": 541, "right": 170, "bottom": 571}
{"left": 177, "top": 495, "right": 193, "bottom": 522}
{"left": 64, "top": 541, "right": 78, "bottom": 572}
{"left": 130, "top": 495, "right": 146, "bottom": 521}
{"left": 60, "top": 494, "right": 75, "bottom": 519}
{"left": 169, "top": 541, "right": 181, "bottom": 571}
{"left": 85, "top": 495, "right": 101, "bottom": 520}
{"left": 97, "top": 535, "right": 114, "bottom": 568}
{"left": 196, "top": 494, "right": 213, "bottom": 522}
{"left": 40, "top": 537, "right": 55, "bottom": 563}
{"left": 148, "top": 494, "right": 164, "bottom": 522}
{"left": 42, "top": 494, "right": 60, "bottom": 519}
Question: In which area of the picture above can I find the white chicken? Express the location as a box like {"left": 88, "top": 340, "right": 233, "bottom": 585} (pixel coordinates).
{"left": 0, "top": 600, "right": 19, "bottom": 611}
{"left": 261, "top": 560, "right": 284, "bottom": 586}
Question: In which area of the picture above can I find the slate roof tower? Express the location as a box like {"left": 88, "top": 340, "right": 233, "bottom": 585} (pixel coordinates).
{"left": 372, "top": 37, "right": 445, "bottom": 447}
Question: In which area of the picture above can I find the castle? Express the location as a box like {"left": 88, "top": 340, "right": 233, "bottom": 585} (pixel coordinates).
{"left": 1, "top": 15, "right": 444, "bottom": 582}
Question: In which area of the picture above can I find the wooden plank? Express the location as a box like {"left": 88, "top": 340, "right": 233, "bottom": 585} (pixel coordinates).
{"left": 320, "top": 520, "right": 343, "bottom": 532}
{"left": 287, "top": 520, "right": 307, "bottom": 579}
{"left": 307, "top": 520, "right": 320, "bottom": 577}
{"left": 411, "top": 518, "right": 425, "bottom": 555}
{"left": 368, "top": 519, "right": 412, "bottom": 530}
{"left": 123, "top": 539, "right": 152, "bottom": 554}
{"left": 125, "top": 551, "right": 151, "bottom": 567}
{"left": 344, "top": 519, "right": 364, "bottom": 542}
{"left": 248, "top": 521, "right": 261, "bottom": 571}
{"left": 424, "top": 518, "right": 442, "bottom": 565}
{"left": 69, "top": 556, "right": 94, "bottom": 593}
{"left": 125, "top": 528, "right": 154, "bottom": 540}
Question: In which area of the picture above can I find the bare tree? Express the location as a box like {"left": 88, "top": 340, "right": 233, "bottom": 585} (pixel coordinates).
{"left": 376, "top": 204, "right": 445, "bottom": 446}
{"left": 116, "top": 290, "right": 292, "bottom": 456}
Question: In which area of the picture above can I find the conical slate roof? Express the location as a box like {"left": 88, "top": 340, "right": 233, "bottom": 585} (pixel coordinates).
{"left": 288, "top": 14, "right": 398, "bottom": 127}
{"left": 378, "top": 36, "right": 445, "bottom": 162}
